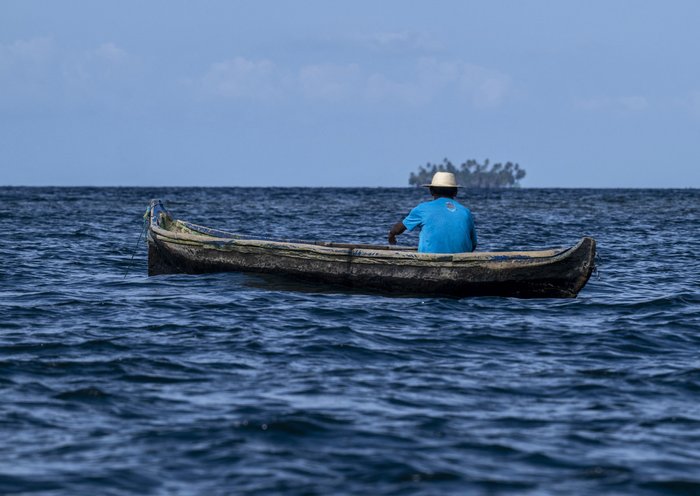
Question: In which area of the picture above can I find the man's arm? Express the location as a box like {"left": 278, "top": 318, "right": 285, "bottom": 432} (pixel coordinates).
{"left": 388, "top": 221, "right": 406, "bottom": 245}
{"left": 469, "top": 217, "right": 477, "bottom": 252}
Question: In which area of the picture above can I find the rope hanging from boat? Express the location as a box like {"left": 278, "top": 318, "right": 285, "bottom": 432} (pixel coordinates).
{"left": 122, "top": 206, "right": 151, "bottom": 280}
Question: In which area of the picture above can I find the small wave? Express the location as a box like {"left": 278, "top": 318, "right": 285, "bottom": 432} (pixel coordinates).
{"left": 54, "top": 386, "right": 111, "bottom": 401}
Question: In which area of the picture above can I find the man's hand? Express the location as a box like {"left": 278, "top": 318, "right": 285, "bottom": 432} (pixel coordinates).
{"left": 388, "top": 222, "right": 406, "bottom": 245}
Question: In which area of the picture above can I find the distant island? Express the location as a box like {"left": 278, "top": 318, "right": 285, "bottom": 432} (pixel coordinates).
{"left": 409, "top": 158, "right": 526, "bottom": 188}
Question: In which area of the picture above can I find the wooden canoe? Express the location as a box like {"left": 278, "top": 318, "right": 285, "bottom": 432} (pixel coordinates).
{"left": 146, "top": 200, "right": 596, "bottom": 298}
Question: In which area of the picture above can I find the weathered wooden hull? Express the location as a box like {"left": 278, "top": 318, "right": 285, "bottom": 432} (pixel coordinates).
{"left": 146, "top": 200, "right": 596, "bottom": 298}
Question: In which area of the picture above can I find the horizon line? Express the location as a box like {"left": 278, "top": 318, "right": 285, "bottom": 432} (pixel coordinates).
{"left": 1, "top": 184, "right": 699, "bottom": 190}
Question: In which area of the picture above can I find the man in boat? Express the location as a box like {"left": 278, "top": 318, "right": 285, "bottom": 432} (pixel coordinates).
{"left": 388, "top": 171, "right": 477, "bottom": 253}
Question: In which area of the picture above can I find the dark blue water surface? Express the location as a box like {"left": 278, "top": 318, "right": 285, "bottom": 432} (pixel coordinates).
{"left": 1, "top": 187, "right": 699, "bottom": 495}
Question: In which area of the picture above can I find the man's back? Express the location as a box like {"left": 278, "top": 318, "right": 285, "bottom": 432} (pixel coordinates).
{"left": 403, "top": 197, "right": 477, "bottom": 253}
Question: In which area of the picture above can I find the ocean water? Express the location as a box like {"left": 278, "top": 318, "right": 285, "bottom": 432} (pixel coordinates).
{"left": 1, "top": 187, "right": 699, "bottom": 495}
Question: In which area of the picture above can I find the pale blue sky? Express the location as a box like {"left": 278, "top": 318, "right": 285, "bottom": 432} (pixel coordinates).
{"left": 1, "top": 1, "right": 699, "bottom": 187}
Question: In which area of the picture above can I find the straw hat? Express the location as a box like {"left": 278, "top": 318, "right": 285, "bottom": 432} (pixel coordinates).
{"left": 422, "top": 171, "right": 461, "bottom": 188}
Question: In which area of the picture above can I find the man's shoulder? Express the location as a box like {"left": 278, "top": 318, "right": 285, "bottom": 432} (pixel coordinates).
{"left": 414, "top": 197, "right": 471, "bottom": 213}
{"left": 443, "top": 198, "right": 470, "bottom": 211}
{"left": 453, "top": 200, "right": 471, "bottom": 212}
{"left": 450, "top": 201, "right": 474, "bottom": 220}
{"left": 413, "top": 199, "right": 437, "bottom": 210}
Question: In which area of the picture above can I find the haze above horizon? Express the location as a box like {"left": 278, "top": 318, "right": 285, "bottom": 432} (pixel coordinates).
{"left": 2, "top": 1, "right": 699, "bottom": 188}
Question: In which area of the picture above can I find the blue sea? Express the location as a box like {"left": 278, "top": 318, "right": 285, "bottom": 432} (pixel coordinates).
{"left": 1, "top": 187, "right": 699, "bottom": 495}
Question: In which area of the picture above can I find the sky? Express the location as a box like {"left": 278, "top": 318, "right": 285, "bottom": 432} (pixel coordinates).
{"left": 1, "top": 0, "right": 699, "bottom": 187}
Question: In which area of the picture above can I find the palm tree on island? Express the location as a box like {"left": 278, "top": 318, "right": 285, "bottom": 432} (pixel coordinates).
{"left": 409, "top": 158, "right": 526, "bottom": 188}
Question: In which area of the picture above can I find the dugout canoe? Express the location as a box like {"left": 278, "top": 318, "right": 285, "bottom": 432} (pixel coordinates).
{"left": 146, "top": 200, "right": 596, "bottom": 298}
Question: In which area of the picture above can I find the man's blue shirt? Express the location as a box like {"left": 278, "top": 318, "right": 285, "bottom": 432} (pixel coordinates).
{"left": 402, "top": 197, "right": 477, "bottom": 253}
